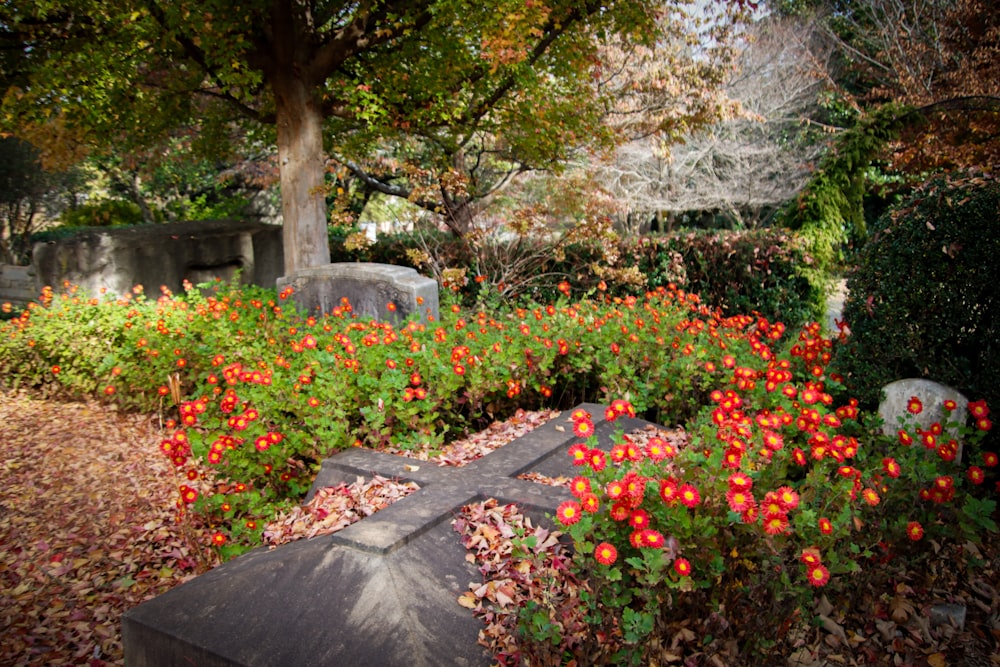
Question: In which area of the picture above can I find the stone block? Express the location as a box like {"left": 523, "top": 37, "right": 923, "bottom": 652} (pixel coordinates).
{"left": 122, "top": 404, "right": 651, "bottom": 666}
{"left": 0, "top": 264, "right": 37, "bottom": 306}
{"left": 31, "top": 220, "right": 284, "bottom": 297}
{"left": 276, "top": 262, "right": 438, "bottom": 324}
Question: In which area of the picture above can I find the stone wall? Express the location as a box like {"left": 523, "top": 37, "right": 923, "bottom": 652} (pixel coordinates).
{"left": 31, "top": 219, "right": 283, "bottom": 297}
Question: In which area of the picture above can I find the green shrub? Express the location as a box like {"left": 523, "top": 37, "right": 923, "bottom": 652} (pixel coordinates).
{"left": 331, "top": 228, "right": 823, "bottom": 328}
{"left": 59, "top": 199, "right": 145, "bottom": 227}
{"left": 635, "top": 230, "right": 821, "bottom": 327}
{"left": 830, "top": 172, "right": 1000, "bottom": 428}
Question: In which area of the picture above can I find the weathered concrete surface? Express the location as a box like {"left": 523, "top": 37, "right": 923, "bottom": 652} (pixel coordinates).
{"left": 122, "top": 404, "right": 651, "bottom": 667}
{"left": 31, "top": 219, "right": 283, "bottom": 297}
{"left": 276, "top": 262, "right": 439, "bottom": 323}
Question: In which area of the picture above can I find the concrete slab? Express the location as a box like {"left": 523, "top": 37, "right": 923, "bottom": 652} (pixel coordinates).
{"left": 123, "top": 404, "right": 654, "bottom": 666}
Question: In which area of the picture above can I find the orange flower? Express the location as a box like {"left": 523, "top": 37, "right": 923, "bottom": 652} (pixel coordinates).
{"left": 861, "top": 488, "right": 880, "bottom": 506}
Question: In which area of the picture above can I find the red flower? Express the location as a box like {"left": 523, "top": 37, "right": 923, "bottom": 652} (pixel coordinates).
{"left": 637, "top": 529, "right": 665, "bottom": 548}
{"left": 570, "top": 476, "right": 591, "bottom": 498}
{"left": 673, "top": 558, "right": 692, "bottom": 577}
{"left": 211, "top": 532, "right": 227, "bottom": 547}
{"left": 573, "top": 419, "right": 595, "bottom": 438}
{"left": 906, "top": 396, "right": 923, "bottom": 415}
{"left": 906, "top": 521, "right": 924, "bottom": 541}
{"left": 678, "top": 483, "right": 700, "bottom": 508}
{"left": 800, "top": 548, "right": 821, "bottom": 565}
{"left": 610, "top": 502, "right": 631, "bottom": 521}
{"left": 977, "top": 417, "right": 992, "bottom": 432}
{"left": 898, "top": 430, "right": 914, "bottom": 446}
{"left": 728, "top": 472, "right": 753, "bottom": 491}
{"left": 659, "top": 479, "right": 678, "bottom": 504}
{"left": 581, "top": 493, "right": 600, "bottom": 513}
{"left": 606, "top": 480, "right": 626, "bottom": 500}
{"left": 645, "top": 437, "right": 674, "bottom": 461}
{"left": 453, "top": 363, "right": 466, "bottom": 375}
{"left": 943, "top": 399, "right": 957, "bottom": 411}
{"left": 588, "top": 449, "right": 607, "bottom": 471}
{"left": 806, "top": 564, "right": 830, "bottom": 587}
{"left": 969, "top": 399, "right": 990, "bottom": 419}
{"left": 818, "top": 517, "right": 833, "bottom": 535}
{"left": 726, "top": 489, "right": 754, "bottom": 513}
{"left": 861, "top": 488, "right": 880, "bottom": 506}
{"left": 967, "top": 466, "right": 985, "bottom": 485}
{"left": 628, "top": 509, "right": 650, "bottom": 530}
{"left": 595, "top": 542, "right": 618, "bottom": 565}
{"left": 775, "top": 486, "right": 799, "bottom": 511}
{"left": 763, "top": 514, "right": 789, "bottom": 535}
{"left": 792, "top": 448, "right": 807, "bottom": 466}
{"left": 568, "top": 443, "right": 589, "bottom": 466}
{"left": 983, "top": 452, "right": 999, "bottom": 468}
{"left": 882, "top": 457, "right": 901, "bottom": 478}
{"left": 556, "top": 501, "right": 582, "bottom": 526}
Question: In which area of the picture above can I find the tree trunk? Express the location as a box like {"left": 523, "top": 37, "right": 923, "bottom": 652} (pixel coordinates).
{"left": 273, "top": 75, "right": 330, "bottom": 273}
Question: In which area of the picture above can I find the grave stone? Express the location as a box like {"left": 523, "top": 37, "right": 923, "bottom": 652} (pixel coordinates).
{"left": 276, "top": 262, "right": 439, "bottom": 324}
{"left": 879, "top": 378, "right": 969, "bottom": 458}
{"left": 0, "top": 264, "right": 37, "bottom": 307}
{"left": 122, "top": 404, "right": 652, "bottom": 667}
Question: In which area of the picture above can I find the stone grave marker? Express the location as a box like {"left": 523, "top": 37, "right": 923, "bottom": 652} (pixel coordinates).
{"left": 123, "top": 404, "right": 652, "bottom": 667}
{"left": 879, "top": 378, "right": 969, "bottom": 437}
{"left": 879, "top": 378, "right": 969, "bottom": 460}
{"left": 0, "top": 264, "right": 37, "bottom": 308}
{"left": 276, "top": 262, "right": 439, "bottom": 324}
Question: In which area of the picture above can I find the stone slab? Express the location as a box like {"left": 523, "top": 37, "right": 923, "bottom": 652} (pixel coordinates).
{"left": 276, "top": 262, "right": 439, "bottom": 324}
{"left": 0, "top": 264, "right": 36, "bottom": 306}
{"left": 122, "top": 404, "right": 652, "bottom": 666}
{"left": 31, "top": 219, "right": 284, "bottom": 297}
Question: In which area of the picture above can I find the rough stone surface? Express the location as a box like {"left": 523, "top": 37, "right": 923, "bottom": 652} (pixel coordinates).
{"left": 276, "top": 262, "right": 439, "bottom": 324}
{"left": 31, "top": 219, "right": 283, "bottom": 297}
{"left": 0, "top": 264, "right": 36, "bottom": 306}
{"left": 122, "top": 404, "right": 650, "bottom": 667}
{"left": 879, "top": 378, "right": 969, "bottom": 439}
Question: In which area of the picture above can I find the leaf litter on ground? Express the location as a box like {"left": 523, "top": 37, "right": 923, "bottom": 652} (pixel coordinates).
{"left": 2, "top": 390, "right": 998, "bottom": 666}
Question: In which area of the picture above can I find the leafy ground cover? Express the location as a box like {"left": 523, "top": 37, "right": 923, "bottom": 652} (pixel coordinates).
{"left": 2, "top": 281, "right": 999, "bottom": 664}
{"left": 2, "top": 389, "right": 997, "bottom": 666}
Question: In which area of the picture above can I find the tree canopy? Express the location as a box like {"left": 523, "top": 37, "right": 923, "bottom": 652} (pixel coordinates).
{"left": 1, "top": 0, "right": 747, "bottom": 274}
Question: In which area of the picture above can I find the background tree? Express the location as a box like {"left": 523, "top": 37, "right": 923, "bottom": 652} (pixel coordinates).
{"left": 592, "top": 13, "right": 835, "bottom": 232}
{"left": 1, "top": 0, "right": 749, "bottom": 274}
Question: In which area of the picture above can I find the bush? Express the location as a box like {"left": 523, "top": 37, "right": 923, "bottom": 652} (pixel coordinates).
{"left": 59, "top": 199, "right": 145, "bottom": 227}
{"left": 331, "top": 228, "right": 823, "bottom": 328}
{"left": 830, "top": 172, "right": 1000, "bottom": 432}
